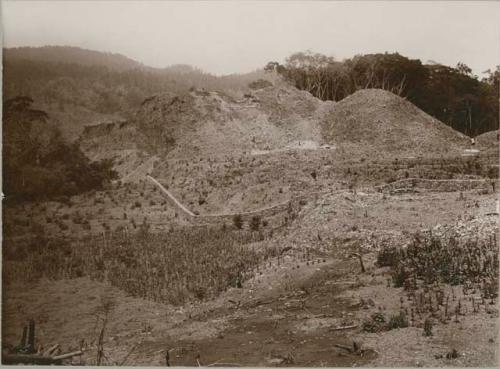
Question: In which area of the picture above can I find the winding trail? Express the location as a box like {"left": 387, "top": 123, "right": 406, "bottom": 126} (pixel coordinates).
{"left": 146, "top": 174, "right": 492, "bottom": 221}
{"left": 121, "top": 156, "right": 157, "bottom": 183}
{"left": 146, "top": 175, "right": 196, "bottom": 217}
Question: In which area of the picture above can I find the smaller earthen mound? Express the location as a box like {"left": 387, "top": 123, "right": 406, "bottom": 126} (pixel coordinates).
{"left": 320, "top": 89, "right": 469, "bottom": 158}
{"left": 253, "top": 84, "right": 329, "bottom": 124}
{"left": 475, "top": 130, "right": 499, "bottom": 152}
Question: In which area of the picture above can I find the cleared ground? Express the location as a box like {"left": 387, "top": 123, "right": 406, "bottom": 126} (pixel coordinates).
{"left": 2, "top": 86, "right": 498, "bottom": 366}
{"left": 3, "top": 181, "right": 498, "bottom": 366}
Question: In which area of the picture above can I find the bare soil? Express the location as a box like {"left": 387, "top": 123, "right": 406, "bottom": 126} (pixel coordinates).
{"left": 3, "top": 185, "right": 498, "bottom": 366}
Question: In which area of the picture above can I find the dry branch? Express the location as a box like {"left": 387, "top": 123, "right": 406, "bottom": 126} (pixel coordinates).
{"left": 52, "top": 350, "right": 84, "bottom": 360}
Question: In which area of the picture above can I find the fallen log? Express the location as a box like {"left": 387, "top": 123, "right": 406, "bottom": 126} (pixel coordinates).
{"left": 334, "top": 344, "right": 353, "bottom": 353}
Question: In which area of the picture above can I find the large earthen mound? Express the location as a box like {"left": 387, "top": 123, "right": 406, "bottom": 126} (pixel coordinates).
{"left": 129, "top": 85, "right": 332, "bottom": 159}
{"left": 320, "top": 89, "right": 469, "bottom": 157}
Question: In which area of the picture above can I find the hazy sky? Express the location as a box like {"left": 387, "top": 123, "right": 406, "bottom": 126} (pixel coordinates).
{"left": 2, "top": 1, "right": 499, "bottom": 76}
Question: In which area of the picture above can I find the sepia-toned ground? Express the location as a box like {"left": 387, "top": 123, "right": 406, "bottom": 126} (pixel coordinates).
{"left": 3, "top": 180, "right": 498, "bottom": 366}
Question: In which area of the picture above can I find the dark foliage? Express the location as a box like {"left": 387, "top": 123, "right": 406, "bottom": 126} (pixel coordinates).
{"left": 362, "top": 312, "right": 387, "bottom": 332}
{"left": 266, "top": 52, "right": 499, "bottom": 136}
{"left": 377, "top": 232, "right": 498, "bottom": 295}
{"left": 248, "top": 79, "right": 273, "bottom": 90}
{"left": 2, "top": 96, "right": 118, "bottom": 201}
{"left": 3, "top": 226, "right": 277, "bottom": 305}
{"left": 233, "top": 214, "right": 244, "bottom": 229}
{"left": 3, "top": 47, "right": 275, "bottom": 119}
{"left": 387, "top": 310, "right": 409, "bottom": 329}
{"left": 376, "top": 246, "right": 400, "bottom": 267}
{"left": 363, "top": 311, "right": 409, "bottom": 332}
{"left": 250, "top": 215, "right": 261, "bottom": 231}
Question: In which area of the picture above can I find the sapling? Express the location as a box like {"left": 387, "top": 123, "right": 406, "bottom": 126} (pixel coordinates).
{"left": 423, "top": 317, "right": 433, "bottom": 336}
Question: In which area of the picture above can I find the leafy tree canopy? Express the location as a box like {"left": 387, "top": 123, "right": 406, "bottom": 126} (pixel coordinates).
{"left": 267, "top": 52, "right": 499, "bottom": 136}
{"left": 3, "top": 96, "right": 118, "bottom": 201}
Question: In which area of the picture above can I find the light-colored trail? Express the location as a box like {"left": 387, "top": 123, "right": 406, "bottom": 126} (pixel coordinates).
{"left": 146, "top": 175, "right": 196, "bottom": 217}
{"left": 146, "top": 175, "right": 492, "bottom": 220}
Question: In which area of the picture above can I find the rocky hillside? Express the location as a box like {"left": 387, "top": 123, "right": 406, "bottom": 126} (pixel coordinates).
{"left": 78, "top": 84, "right": 484, "bottom": 216}
{"left": 3, "top": 46, "right": 278, "bottom": 140}
{"left": 82, "top": 85, "right": 472, "bottom": 164}
{"left": 81, "top": 83, "right": 334, "bottom": 160}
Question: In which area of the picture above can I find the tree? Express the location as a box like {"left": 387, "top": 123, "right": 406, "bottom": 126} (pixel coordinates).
{"left": 3, "top": 96, "right": 117, "bottom": 201}
{"left": 456, "top": 62, "right": 472, "bottom": 76}
{"left": 265, "top": 52, "right": 498, "bottom": 136}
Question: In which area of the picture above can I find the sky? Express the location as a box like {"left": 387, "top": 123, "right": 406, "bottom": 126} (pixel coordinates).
{"left": 2, "top": 1, "right": 499, "bottom": 76}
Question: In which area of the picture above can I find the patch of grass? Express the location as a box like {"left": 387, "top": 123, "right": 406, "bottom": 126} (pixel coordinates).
{"left": 387, "top": 310, "right": 409, "bottom": 329}
{"left": 362, "top": 312, "right": 387, "bottom": 333}
{"left": 3, "top": 226, "right": 278, "bottom": 305}
{"left": 250, "top": 215, "right": 261, "bottom": 231}
{"left": 384, "top": 233, "right": 498, "bottom": 288}
{"left": 363, "top": 311, "right": 409, "bottom": 332}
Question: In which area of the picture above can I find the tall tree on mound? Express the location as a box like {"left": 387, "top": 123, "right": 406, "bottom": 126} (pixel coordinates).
{"left": 3, "top": 96, "right": 117, "bottom": 201}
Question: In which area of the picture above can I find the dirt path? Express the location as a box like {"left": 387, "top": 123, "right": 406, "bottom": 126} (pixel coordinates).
{"left": 129, "top": 256, "right": 377, "bottom": 366}
{"left": 147, "top": 173, "right": 492, "bottom": 223}
{"left": 146, "top": 175, "right": 196, "bottom": 217}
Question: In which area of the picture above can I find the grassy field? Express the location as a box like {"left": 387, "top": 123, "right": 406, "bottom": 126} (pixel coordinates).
{"left": 3, "top": 226, "right": 279, "bottom": 305}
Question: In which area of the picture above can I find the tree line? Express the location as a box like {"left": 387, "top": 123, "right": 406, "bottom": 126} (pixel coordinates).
{"left": 266, "top": 52, "right": 499, "bottom": 136}
{"left": 3, "top": 56, "right": 273, "bottom": 117}
{"left": 3, "top": 96, "right": 117, "bottom": 201}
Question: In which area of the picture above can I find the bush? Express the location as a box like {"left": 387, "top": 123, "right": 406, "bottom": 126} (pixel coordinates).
{"left": 250, "top": 216, "right": 261, "bottom": 231}
{"left": 233, "top": 214, "right": 243, "bottom": 229}
{"left": 393, "top": 265, "right": 410, "bottom": 288}
{"left": 377, "top": 247, "right": 399, "bottom": 267}
{"left": 248, "top": 79, "right": 273, "bottom": 90}
{"left": 2, "top": 226, "right": 278, "bottom": 305}
{"left": 487, "top": 166, "right": 499, "bottom": 179}
{"left": 363, "top": 311, "right": 409, "bottom": 332}
{"left": 3, "top": 97, "right": 118, "bottom": 201}
{"left": 362, "top": 312, "right": 387, "bottom": 332}
{"left": 388, "top": 311, "right": 409, "bottom": 329}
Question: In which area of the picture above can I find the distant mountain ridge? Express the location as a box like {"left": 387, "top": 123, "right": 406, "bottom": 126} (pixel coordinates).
{"left": 3, "top": 46, "right": 276, "bottom": 140}
{"left": 4, "top": 46, "right": 145, "bottom": 71}
{"left": 4, "top": 45, "right": 261, "bottom": 76}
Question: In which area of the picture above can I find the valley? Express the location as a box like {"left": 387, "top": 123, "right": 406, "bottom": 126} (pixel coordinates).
{"left": 2, "top": 50, "right": 499, "bottom": 367}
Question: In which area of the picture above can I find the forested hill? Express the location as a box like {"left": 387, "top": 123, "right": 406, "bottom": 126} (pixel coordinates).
{"left": 266, "top": 52, "right": 500, "bottom": 137}
{"left": 2, "top": 96, "right": 117, "bottom": 201}
{"left": 4, "top": 46, "right": 498, "bottom": 139}
{"left": 4, "top": 46, "right": 144, "bottom": 71}
{"left": 3, "top": 46, "right": 274, "bottom": 139}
